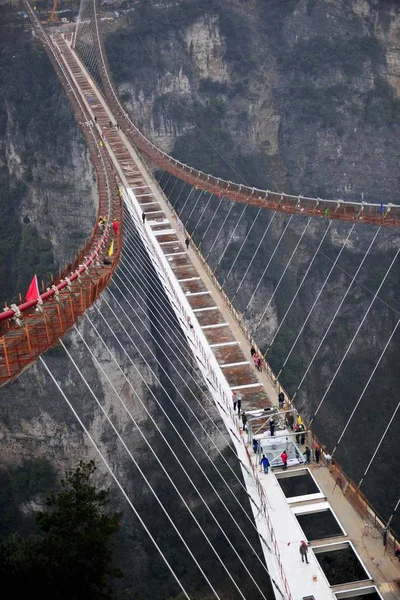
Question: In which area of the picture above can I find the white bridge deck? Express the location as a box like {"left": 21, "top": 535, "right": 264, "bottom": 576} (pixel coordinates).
{"left": 54, "top": 33, "right": 400, "bottom": 600}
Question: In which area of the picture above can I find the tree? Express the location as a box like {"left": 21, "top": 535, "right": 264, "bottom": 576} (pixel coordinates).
{"left": 0, "top": 461, "right": 123, "bottom": 600}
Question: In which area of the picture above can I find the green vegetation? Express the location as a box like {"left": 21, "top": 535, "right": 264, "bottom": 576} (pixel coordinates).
{"left": 0, "top": 16, "right": 81, "bottom": 302}
{"left": 0, "top": 458, "right": 57, "bottom": 541}
{"left": 278, "top": 36, "right": 387, "bottom": 128}
{"left": 0, "top": 461, "right": 122, "bottom": 600}
{"left": 364, "top": 77, "right": 400, "bottom": 125}
{"left": 281, "top": 36, "right": 382, "bottom": 78}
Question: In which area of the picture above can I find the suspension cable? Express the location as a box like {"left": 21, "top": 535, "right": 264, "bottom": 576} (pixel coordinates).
{"left": 240, "top": 215, "right": 295, "bottom": 321}
{"left": 293, "top": 227, "right": 382, "bottom": 401}
{"left": 221, "top": 207, "right": 262, "bottom": 289}
{"left": 117, "top": 221, "right": 265, "bottom": 485}
{"left": 59, "top": 336, "right": 253, "bottom": 600}
{"left": 39, "top": 355, "right": 193, "bottom": 600}
{"left": 111, "top": 262, "right": 263, "bottom": 518}
{"left": 184, "top": 188, "right": 206, "bottom": 228}
{"left": 98, "top": 284, "right": 274, "bottom": 565}
{"left": 275, "top": 223, "right": 355, "bottom": 373}
{"left": 267, "top": 221, "right": 333, "bottom": 357}
{"left": 205, "top": 201, "right": 238, "bottom": 262}
{"left": 310, "top": 244, "right": 400, "bottom": 425}
{"left": 251, "top": 217, "right": 313, "bottom": 335}
{"left": 214, "top": 204, "right": 248, "bottom": 273}
{"left": 358, "top": 399, "right": 400, "bottom": 488}
{"left": 84, "top": 308, "right": 270, "bottom": 598}
{"left": 191, "top": 193, "right": 215, "bottom": 238}
{"left": 231, "top": 212, "right": 277, "bottom": 301}
{"left": 332, "top": 316, "right": 400, "bottom": 456}
{"left": 198, "top": 194, "right": 226, "bottom": 250}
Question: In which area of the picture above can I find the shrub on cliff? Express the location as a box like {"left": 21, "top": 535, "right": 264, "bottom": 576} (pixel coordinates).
{"left": 0, "top": 460, "right": 123, "bottom": 600}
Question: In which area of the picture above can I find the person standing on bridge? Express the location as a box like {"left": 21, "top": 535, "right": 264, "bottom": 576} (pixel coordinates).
{"left": 269, "top": 417, "right": 275, "bottom": 437}
{"left": 287, "top": 412, "right": 294, "bottom": 430}
{"left": 112, "top": 219, "right": 119, "bottom": 236}
{"left": 260, "top": 454, "right": 270, "bottom": 474}
{"left": 299, "top": 541, "right": 309, "bottom": 564}
{"left": 253, "top": 438, "right": 259, "bottom": 454}
{"left": 304, "top": 446, "right": 311, "bottom": 464}
{"left": 241, "top": 411, "right": 247, "bottom": 431}
{"left": 278, "top": 391, "right": 285, "bottom": 409}
{"left": 281, "top": 450, "right": 288, "bottom": 470}
{"left": 142, "top": 212, "right": 146, "bottom": 224}
{"left": 185, "top": 237, "right": 190, "bottom": 250}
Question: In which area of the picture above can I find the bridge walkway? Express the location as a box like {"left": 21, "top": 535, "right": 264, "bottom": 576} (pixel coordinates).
{"left": 53, "top": 33, "right": 400, "bottom": 600}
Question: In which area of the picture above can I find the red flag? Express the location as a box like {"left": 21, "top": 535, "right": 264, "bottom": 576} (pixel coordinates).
{"left": 25, "top": 275, "right": 39, "bottom": 303}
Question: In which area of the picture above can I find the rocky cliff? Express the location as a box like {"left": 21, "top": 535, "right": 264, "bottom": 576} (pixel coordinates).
{"left": 0, "top": 1, "right": 400, "bottom": 598}
{"left": 0, "top": 13, "right": 96, "bottom": 302}
{"left": 105, "top": 0, "right": 400, "bottom": 534}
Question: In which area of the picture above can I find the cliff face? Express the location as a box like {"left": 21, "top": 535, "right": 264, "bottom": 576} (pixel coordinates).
{"left": 0, "top": 215, "right": 268, "bottom": 598}
{"left": 0, "top": 2, "right": 400, "bottom": 598}
{"left": 107, "top": 0, "right": 400, "bottom": 201}
{"left": 0, "top": 17, "right": 96, "bottom": 301}
{"left": 106, "top": 0, "right": 400, "bottom": 534}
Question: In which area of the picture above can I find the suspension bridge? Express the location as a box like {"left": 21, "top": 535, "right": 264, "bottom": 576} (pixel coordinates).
{"left": 1, "top": 1, "right": 400, "bottom": 599}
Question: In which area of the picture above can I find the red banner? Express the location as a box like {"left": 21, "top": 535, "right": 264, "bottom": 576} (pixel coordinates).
{"left": 25, "top": 275, "right": 39, "bottom": 303}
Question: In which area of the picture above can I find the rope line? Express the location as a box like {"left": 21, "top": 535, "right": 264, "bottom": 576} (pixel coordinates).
{"left": 98, "top": 281, "right": 275, "bottom": 579}
{"left": 215, "top": 204, "right": 248, "bottom": 272}
{"left": 310, "top": 243, "right": 400, "bottom": 425}
{"left": 267, "top": 221, "right": 333, "bottom": 355}
{"left": 358, "top": 396, "right": 400, "bottom": 488}
{"left": 221, "top": 207, "right": 262, "bottom": 289}
{"left": 84, "top": 306, "right": 269, "bottom": 599}
{"left": 294, "top": 227, "right": 382, "bottom": 401}
{"left": 252, "top": 217, "right": 313, "bottom": 335}
{"left": 332, "top": 316, "right": 400, "bottom": 456}
{"left": 205, "top": 201, "right": 238, "bottom": 262}
{"left": 111, "top": 262, "right": 265, "bottom": 525}
{"left": 62, "top": 336, "right": 226, "bottom": 599}
{"left": 231, "top": 212, "right": 277, "bottom": 301}
{"left": 39, "top": 355, "right": 193, "bottom": 600}
{"left": 276, "top": 223, "right": 355, "bottom": 372}
{"left": 241, "top": 215, "right": 295, "bottom": 321}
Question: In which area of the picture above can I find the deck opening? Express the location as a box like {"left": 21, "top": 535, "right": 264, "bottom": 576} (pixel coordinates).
{"left": 334, "top": 586, "right": 383, "bottom": 600}
{"left": 275, "top": 468, "right": 323, "bottom": 501}
{"left": 313, "top": 541, "right": 372, "bottom": 585}
{"left": 295, "top": 508, "right": 345, "bottom": 541}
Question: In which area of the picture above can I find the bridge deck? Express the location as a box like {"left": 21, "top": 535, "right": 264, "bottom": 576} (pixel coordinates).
{"left": 52, "top": 34, "right": 400, "bottom": 600}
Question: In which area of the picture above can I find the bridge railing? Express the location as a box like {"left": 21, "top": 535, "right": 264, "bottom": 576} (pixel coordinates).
{"left": 0, "top": 1, "right": 123, "bottom": 386}
{"left": 87, "top": 0, "right": 400, "bottom": 227}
